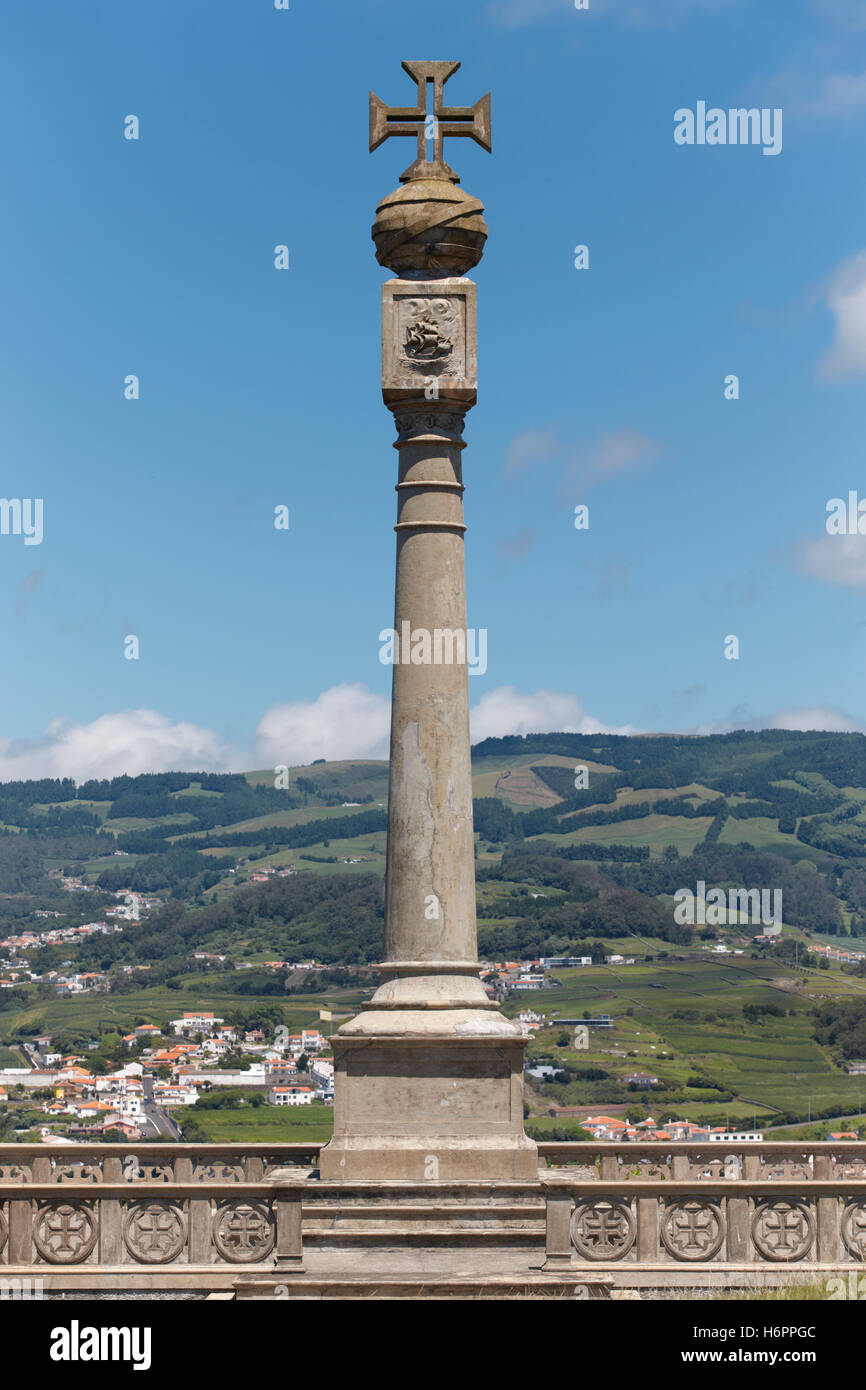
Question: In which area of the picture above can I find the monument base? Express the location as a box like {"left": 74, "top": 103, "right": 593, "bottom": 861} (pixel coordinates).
{"left": 318, "top": 1016, "right": 537, "bottom": 1182}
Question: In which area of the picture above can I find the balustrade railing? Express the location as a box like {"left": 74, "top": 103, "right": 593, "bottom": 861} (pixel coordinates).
{"left": 538, "top": 1143, "right": 866, "bottom": 1274}
{"left": 2, "top": 1141, "right": 865, "bottom": 1287}
{"left": 0, "top": 1144, "right": 314, "bottom": 1282}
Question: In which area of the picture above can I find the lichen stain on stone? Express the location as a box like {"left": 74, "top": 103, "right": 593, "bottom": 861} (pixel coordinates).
{"left": 399, "top": 719, "right": 445, "bottom": 954}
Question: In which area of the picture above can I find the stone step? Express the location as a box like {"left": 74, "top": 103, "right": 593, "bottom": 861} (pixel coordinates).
{"left": 307, "top": 1226, "right": 544, "bottom": 1246}
{"left": 235, "top": 1273, "right": 612, "bottom": 1300}
{"left": 306, "top": 1203, "right": 543, "bottom": 1219}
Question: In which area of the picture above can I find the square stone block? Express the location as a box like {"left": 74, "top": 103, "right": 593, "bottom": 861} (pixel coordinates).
{"left": 319, "top": 1036, "right": 537, "bottom": 1181}
{"left": 382, "top": 277, "right": 477, "bottom": 405}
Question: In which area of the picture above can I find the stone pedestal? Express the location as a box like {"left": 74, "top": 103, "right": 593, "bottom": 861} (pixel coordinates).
{"left": 321, "top": 1030, "right": 536, "bottom": 1182}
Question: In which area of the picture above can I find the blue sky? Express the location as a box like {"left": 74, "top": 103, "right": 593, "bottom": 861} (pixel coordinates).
{"left": 1, "top": 0, "right": 866, "bottom": 779}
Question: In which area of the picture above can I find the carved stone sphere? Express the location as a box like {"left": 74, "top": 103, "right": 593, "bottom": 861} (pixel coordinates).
{"left": 372, "top": 179, "right": 487, "bottom": 277}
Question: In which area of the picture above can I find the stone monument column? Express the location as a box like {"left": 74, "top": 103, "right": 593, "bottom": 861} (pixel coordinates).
{"left": 319, "top": 61, "right": 536, "bottom": 1182}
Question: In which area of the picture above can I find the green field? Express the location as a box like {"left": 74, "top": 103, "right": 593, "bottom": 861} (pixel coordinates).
{"left": 175, "top": 1102, "right": 333, "bottom": 1143}
{"left": 0, "top": 984, "right": 341, "bottom": 1044}
{"left": 514, "top": 958, "right": 866, "bottom": 1123}
{"left": 528, "top": 813, "right": 714, "bottom": 856}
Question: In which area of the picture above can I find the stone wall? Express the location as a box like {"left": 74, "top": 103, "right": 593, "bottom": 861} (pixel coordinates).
{"left": 2, "top": 1141, "right": 866, "bottom": 1290}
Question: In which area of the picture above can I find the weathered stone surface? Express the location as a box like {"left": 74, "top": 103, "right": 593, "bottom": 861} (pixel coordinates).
{"left": 319, "top": 69, "right": 536, "bottom": 1181}
{"left": 373, "top": 181, "right": 487, "bottom": 277}
{"left": 369, "top": 59, "right": 491, "bottom": 188}
{"left": 382, "top": 277, "right": 477, "bottom": 403}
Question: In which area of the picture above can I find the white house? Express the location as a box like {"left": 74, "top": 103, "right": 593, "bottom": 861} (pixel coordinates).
{"left": 286, "top": 1030, "right": 326, "bottom": 1057}
{"left": 154, "top": 1083, "right": 199, "bottom": 1107}
{"left": 310, "top": 1058, "right": 334, "bottom": 1088}
{"left": 268, "top": 1085, "right": 314, "bottom": 1107}
{"left": 170, "top": 1012, "right": 224, "bottom": 1038}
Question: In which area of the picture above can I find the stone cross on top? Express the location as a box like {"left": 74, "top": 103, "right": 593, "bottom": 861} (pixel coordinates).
{"left": 370, "top": 59, "right": 491, "bottom": 184}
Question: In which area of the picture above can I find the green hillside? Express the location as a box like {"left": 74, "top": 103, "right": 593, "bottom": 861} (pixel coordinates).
{"left": 4, "top": 730, "right": 866, "bottom": 1132}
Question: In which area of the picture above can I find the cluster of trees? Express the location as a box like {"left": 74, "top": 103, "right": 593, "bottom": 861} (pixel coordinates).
{"left": 0, "top": 801, "right": 100, "bottom": 830}
{"left": 607, "top": 844, "right": 841, "bottom": 934}
{"left": 475, "top": 853, "right": 692, "bottom": 953}
{"left": 0, "top": 838, "right": 51, "bottom": 894}
{"left": 497, "top": 841, "right": 841, "bottom": 933}
{"left": 107, "top": 779, "right": 305, "bottom": 830}
{"left": 86, "top": 871, "right": 384, "bottom": 972}
{"left": 548, "top": 841, "right": 649, "bottom": 863}
{"left": 95, "top": 848, "right": 223, "bottom": 896}
{"left": 294, "top": 776, "right": 372, "bottom": 806}
{"left": 0, "top": 777, "right": 79, "bottom": 804}
{"left": 814, "top": 999, "right": 866, "bottom": 1059}
{"left": 742, "top": 1002, "right": 787, "bottom": 1023}
{"left": 170, "top": 807, "right": 387, "bottom": 853}
{"left": 472, "top": 788, "right": 721, "bottom": 846}
{"left": 797, "top": 809, "right": 866, "bottom": 859}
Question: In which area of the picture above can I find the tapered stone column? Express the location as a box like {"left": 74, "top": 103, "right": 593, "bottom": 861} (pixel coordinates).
{"left": 319, "top": 60, "right": 536, "bottom": 1182}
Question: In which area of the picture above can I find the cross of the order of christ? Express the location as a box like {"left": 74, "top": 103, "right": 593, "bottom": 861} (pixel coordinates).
{"left": 370, "top": 59, "right": 491, "bottom": 183}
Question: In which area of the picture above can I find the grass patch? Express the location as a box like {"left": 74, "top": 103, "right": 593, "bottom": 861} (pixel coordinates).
{"left": 176, "top": 1102, "right": 333, "bottom": 1143}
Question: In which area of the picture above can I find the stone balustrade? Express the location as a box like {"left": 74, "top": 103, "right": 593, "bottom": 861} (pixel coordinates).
{"left": 0, "top": 1143, "right": 314, "bottom": 1289}
{"left": 2, "top": 1141, "right": 866, "bottom": 1290}
{"left": 539, "top": 1142, "right": 866, "bottom": 1285}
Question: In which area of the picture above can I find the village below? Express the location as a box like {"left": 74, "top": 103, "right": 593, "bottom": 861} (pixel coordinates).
{"left": 3, "top": 729, "right": 866, "bottom": 1152}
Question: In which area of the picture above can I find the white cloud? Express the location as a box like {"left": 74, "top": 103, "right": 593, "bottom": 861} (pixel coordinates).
{"left": 619, "top": 0, "right": 742, "bottom": 27}
{"left": 504, "top": 427, "right": 560, "bottom": 477}
{"left": 253, "top": 683, "right": 391, "bottom": 766}
{"left": 772, "top": 64, "right": 866, "bottom": 118}
{"left": 485, "top": 0, "right": 566, "bottom": 27}
{"left": 470, "top": 686, "right": 640, "bottom": 740}
{"left": 811, "top": 0, "right": 866, "bottom": 31}
{"left": 809, "top": 70, "right": 866, "bottom": 115}
{"left": 504, "top": 425, "right": 662, "bottom": 497}
{"left": 576, "top": 428, "right": 660, "bottom": 485}
{"left": 485, "top": 0, "right": 740, "bottom": 27}
{"left": 696, "top": 705, "right": 865, "bottom": 734}
{"left": 0, "top": 710, "right": 243, "bottom": 782}
{"left": 796, "top": 532, "right": 866, "bottom": 587}
{"left": 2, "top": 685, "right": 861, "bottom": 783}
{"left": 769, "top": 706, "right": 865, "bottom": 732}
{"left": 819, "top": 250, "right": 866, "bottom": 377}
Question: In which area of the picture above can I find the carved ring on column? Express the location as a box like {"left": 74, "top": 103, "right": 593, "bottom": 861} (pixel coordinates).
{"left": 123, "top": 1200, "right": 187, "bottom": 1264}
{"left": 752, "top": 1200, "right": 814, "bottom": 1262}
{"left": 842, "top": 1202, "right": 866, "bottom": 1260}
{"left": 0, "top": 1206, "right": 7, "bottom": 1256}
{"left": 34, "top": 1202, "right": 98, "bottom": 1264}
{"left": 570, "top": 1199, "right": 635, "bottom": 1261}
{"left": 661, "top": 1199, "right": 725, "bottom": 1261}
{"left": 391, "top": 408, "right": 466, "bottom": 441}
{"left": 212, "top": 1200, "right": 275, "bottom": 1263}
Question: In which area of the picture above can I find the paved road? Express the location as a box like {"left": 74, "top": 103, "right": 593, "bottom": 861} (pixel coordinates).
{"left": 141, "top": 1071, "right": 183, "bottom": 1140}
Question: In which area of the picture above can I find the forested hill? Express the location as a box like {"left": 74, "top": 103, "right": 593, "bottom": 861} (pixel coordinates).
{"left": 472, "top": 728, "right": 866, "bottom": 790}
{"left": 470, "top": 729, "right": 866, "bottom": 862}
{"left": 1, "top": 730, "right": 866, "bottom": 974}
